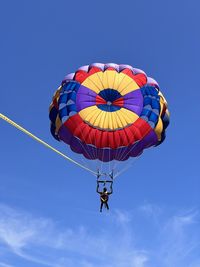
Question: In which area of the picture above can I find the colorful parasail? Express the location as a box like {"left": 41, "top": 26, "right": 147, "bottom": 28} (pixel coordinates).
{"left": 49, "top": 63, "right": 169, "bottom": 163}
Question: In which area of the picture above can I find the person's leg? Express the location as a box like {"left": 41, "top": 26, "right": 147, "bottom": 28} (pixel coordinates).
{"left": 105, "top": 202, "right": 109, "bottom": 210}
{"left": 100, "top": 202, "right": 103, "bottom": 212}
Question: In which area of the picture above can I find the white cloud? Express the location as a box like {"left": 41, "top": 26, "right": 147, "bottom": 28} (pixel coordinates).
{"left": 0, "top": 204, "right": 148, "bottom": 267}
{"left": 0, "top": 263, "right": 15, "bottom": 267}
{"left": 139, "top": 203, "right": 162, "bottom": 218}
{"left": 114, "top": 209, "right": 131, "bottom": 224}
{"left": 151, "top": 209, "right": 200, "bottom": 267}
{"left": 0, "top": 203, "right": 199, "bottom": 267}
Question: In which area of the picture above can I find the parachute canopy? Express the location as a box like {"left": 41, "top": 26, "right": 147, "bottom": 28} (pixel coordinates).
{"left": 49, "top": 63, "right": 169, "bottom": 162}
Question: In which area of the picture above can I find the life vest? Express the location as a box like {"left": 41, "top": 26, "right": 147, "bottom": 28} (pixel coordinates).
{"left": 100, "top": 192, "right": 109, "bottom": 202}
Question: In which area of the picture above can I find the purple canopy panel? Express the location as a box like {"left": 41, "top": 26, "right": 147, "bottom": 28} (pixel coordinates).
{"left": 130, "top": 130, "right": 158, "bottom": 157}
{"left": 90, "top": 63, "right": 105, "bottom": 71}
{"left": 119, "top": 64, "right": 134, "bottom": 72}
{"left": 104, "top": 63, "right": 119, "bottom": 72}
{"left": 123, "top": 90, "right": 143, "bottom": 115}
{"left": 132, "top": 68, "right": 146, "bottom": 75}
{"left": 77, "top": 65, "right": 89, "bottom": 72}
{"left": 58, "top": 124, "right": 72, "bottom": 144}
{"left": 82, "top": 145, "right": 98, "bottom": 160}
{"left": 147, "top": 77, "right": 160, "bottom": 90}
{"left": 76, "top": 85, "right": 97, "bottom": 111}
{"left": 115, "top": 146, "right": 130, "bottom": 161}
{"left": 97, "top": 148, "right": 115, "bottom": 162}
{"left": 62, "top": 73, "right": 75, "bottom": 84}
{"left": 70, "top": 136, "right": 84, "bottom": 154}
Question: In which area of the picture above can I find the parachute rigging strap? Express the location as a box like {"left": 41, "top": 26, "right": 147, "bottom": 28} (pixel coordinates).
{"left": 0, "top": 113, "right": 96, "bottom": 176}
{"left": 96, "top": 169, "right": 114, "bottom": 185}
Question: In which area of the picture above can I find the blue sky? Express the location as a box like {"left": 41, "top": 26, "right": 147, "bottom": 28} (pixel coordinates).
{"left": 0, "top": 0, "right": 200, "bottom": 266}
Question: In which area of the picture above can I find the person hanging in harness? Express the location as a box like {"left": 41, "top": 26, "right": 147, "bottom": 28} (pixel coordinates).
{"left": 96, "top": 171, "right": 113, "bottom": 212}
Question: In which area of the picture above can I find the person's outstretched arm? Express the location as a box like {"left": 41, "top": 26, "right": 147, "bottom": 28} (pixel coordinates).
{"left": 96, "top": 182, "right": 101, "bottom": 193}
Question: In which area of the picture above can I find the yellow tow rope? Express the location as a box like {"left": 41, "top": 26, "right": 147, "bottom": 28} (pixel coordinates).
{"left": 0, "top": 113, "right": 96, "bottom": 175}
